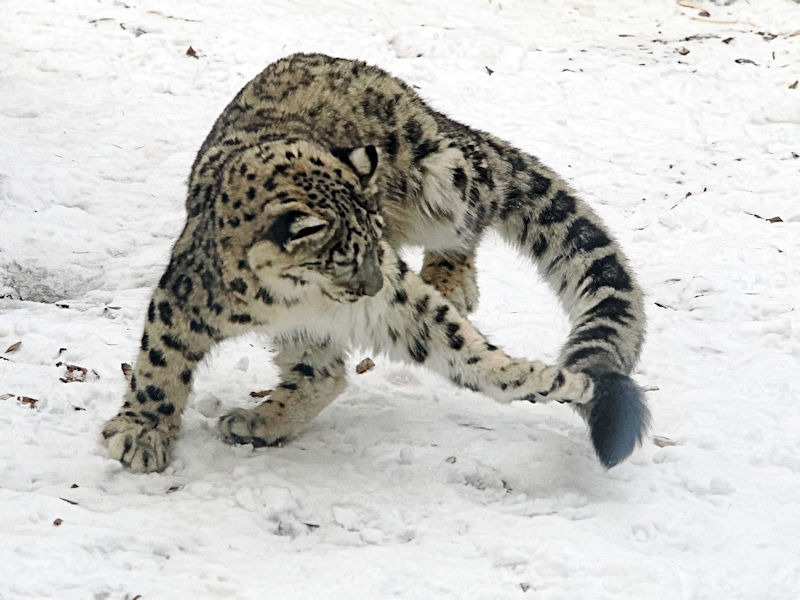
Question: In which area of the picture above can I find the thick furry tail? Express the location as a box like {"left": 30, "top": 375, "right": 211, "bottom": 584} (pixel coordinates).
{"left": 584, "top": 370, "right": 650, "bottom": 468}
{"left": 487, "top": 146, "right": 650, "bottom": 467}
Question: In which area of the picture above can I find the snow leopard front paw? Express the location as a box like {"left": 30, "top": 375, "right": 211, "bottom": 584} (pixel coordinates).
{"left": 505, "top": 362, "right": 594, "bottom": 405}
{"left": 101, "top": 414, "right": 176, "bottom": 473}
{"left": 218, "top": 408, "right": 288, "bottom": 448}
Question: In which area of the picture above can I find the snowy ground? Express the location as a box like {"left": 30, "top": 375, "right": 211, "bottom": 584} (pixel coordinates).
{"left": 1, "top": 0, "right": 799, "bottom": 598}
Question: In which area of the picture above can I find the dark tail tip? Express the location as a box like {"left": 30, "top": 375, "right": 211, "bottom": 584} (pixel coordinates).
{"left": 586, "top": 370, "right": 650, "bottom": 468}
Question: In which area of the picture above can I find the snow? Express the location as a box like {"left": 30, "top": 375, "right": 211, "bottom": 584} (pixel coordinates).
{"left": 1, "top": 0, "right": 799, "bottom": 597}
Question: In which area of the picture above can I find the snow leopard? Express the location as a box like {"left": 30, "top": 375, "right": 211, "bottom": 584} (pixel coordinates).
{"left": 101, "top": 53, "right": 648, "bottom": 473}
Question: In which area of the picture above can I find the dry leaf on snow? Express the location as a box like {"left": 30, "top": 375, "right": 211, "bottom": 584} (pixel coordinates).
{"left": 355, "top": 357, "right": 376, "bottom": 374}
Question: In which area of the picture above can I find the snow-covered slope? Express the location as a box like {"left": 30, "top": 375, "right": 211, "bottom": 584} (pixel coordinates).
{"left": 1, "top": 1, "right": 798, "bottom": 598}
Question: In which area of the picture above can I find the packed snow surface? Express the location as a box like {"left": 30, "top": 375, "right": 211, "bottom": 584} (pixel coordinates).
{"left": 1, "top": 1, "right": 799, "bottom": 598}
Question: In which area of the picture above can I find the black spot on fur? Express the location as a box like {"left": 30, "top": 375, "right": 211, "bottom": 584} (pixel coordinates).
{"left": 157, "top": 302, "right": 173, "bottom": 327}
{"left": 451, "top": 373, "right": 480, "bottom": 392}
{"left": 538, "top": 190, "right": 576, "bottom": 225}
{"left": 161, "top": 333, "right": 188, "bottom": 353}
{"left": 414, "top": 294, "right": 430, "bottom": 316}
{"left": 452, "top": 167, "right": 468, "bottom": 199}
{"left": 528, "top": 171, "right": 551, "bottom": 197}
{"left": 384, "top": 131, "right": 399, "bottom": 156}
{"left": 580, "top": 297, "right": 633, "bottom": 327}
{"left": 519, "top": 215, "right": 530, "bottom": 245}
{"left": 445, "top": 322, "right": 464, "bottom": 350}
{"left": 570, "top": 325, "right": 619, "bottom": 348}
{"left": 292, "top": 363, "right": 315, "bottom": 378}
{"left": 172, "top": 274, "right": 194, "bottom": 301}
{"left": 147, "top": 301, "right": 155, "bottom": 322}
{"left": 146, "top": 385, "right": 165, "bottom": 403}
{"left": 280, "top": 382, "right": 298, "bottom": 391}
{"left": 256, "top": 287, "right": 274, "bottom": 305}
{"left": 468, "top": 186, "right": 481, "bottom": 210}
{"left": 148, "top": 348, "right": 167, "bottom": 367}
{"left": 158, "top": 262, "right": 174, "bottom": 289}
{"left": 141, "top": 332, "right": 149, "bottom": 351}
{"left": 141, "top": 411, "right": 160, "bottom": 427}
{"left": 564, "top": 346, "right": 617, "bottom": 371}
{"left": 503, "top": 187, "right": 523, "bottom": 215}
{"left": 397, "top": 260, "right": 409, "bottom": 280}
{"left": 393, "top": 289, "right": 408, "bottom": 304}
{"left": 157, "top": 403, "right": 175, "bottom": 416}
{"left": 434, "top": 305, "right": 449, "bottom": 323}
{"left": 229, "top": 313, "right": 252, "bottom": 324}
{"left": 466, "top": 356, "right": 481, "bottom": 364}
{"left": 190, "top": 319, "right": 208, "bottom": 335}
{"left": 408, "top": 338, "right": 428, "bottom": 363}
{"left": 185, "top": 350, "right": 204, "bottom": 362}
{"left": 532, "top": 233, "right": 548, "bottom": 257}
{"left": 403, "top": 119, "right": 422, "bottom": 144}
{"left": 580, "top": 254, "right": 633, "bottom": 295}
{"left": 181, "top": 369, "right": 192, "bottom": 385}
{"left": 230, "top": 278, "right": 248, "bottom": 294}
{"left": 136, "top": 391, "right": 148, "bottom": 404}
{"left": 413, "top": 140, "right": 439, "bottom": 162}
{"left": 565, "top": 218, "right": 612, "bottom": 255}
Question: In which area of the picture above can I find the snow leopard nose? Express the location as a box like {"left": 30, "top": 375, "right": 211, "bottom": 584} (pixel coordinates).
{"left": 348, "top": 248, "right": 383, "bottom": 296}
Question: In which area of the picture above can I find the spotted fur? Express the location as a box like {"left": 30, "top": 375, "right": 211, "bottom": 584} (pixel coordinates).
{"left": 102, "top": 53, "right": 648, "bottom": 473}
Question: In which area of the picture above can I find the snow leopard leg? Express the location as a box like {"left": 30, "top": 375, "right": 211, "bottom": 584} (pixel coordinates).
{"left": 378, "top": 249, "right": 593, "bottom": 405}
{"left": 420, "top": 250, "right": 479, "bottom": 316}
{"left": 218, "top": 337, "right": 346, "bottom": 448}
{"left": 100, "top": 282, "right": 218, "bottom": 473}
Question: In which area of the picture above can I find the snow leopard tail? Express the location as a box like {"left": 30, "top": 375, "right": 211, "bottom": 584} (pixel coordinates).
{"left": 489, "top": 143, "right": 650, "bottom": 468}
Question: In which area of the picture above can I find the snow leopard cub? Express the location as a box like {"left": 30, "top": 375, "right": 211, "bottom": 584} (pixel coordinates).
{"left": 101, "top": 142, "right": 593, "bottom": 473}
{"left": 102, "top": 53, "right": 649, "bottom": 473}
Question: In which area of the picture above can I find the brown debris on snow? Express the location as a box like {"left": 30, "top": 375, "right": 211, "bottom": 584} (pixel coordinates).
{"left": 653, "top": 435, "right": 678, "bottom": 448}
{"left": 57, "top": 363, "right": 88, "bottom": 383}
{"left": 19, "top": 396, "right": 39, "bottom": 409}
{"left": 355, "top": 357, "right": 376, "bottom": 374}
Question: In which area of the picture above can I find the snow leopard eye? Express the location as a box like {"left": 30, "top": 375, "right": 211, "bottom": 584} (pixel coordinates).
{"left": 264, "top": 210, "right": 330, "bottom": 253}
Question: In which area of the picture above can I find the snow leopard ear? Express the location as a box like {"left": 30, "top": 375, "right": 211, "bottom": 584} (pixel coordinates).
{"left": 331, "top": 145, "right": 379, "bottom": 187}
{"left": 264, "top": 209, "right": 329, "bottom": 253}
